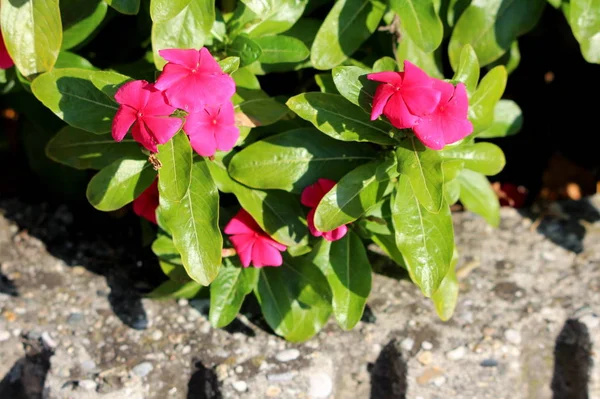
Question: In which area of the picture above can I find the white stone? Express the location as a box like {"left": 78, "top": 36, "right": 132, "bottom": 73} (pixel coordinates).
{"left": 309, "top": 372, "right": 333, "bottom": 398}
{"left": 275, "top": 348, "right": 300, "bottom": 362}
{"left": 432, "top": 376, "right": 446, "bottom": 386}
{"left": 400, "top": 338, "right": 414, "bottom": 351}
{"left": 132, "top": 362, "right": 153, "bottom": 377}
{"left": 421, "top": 341, "right": 433, "bottom": 350}
{"left": 78, "top": 380, "right": 97, "bottom": 391}
{"left": 580, "top": 314, "right": 600, "bottom": 329}
{"left": 151, "top": 330, "right": 163, "bottom": 341}
{"left": 0, "top": 330, "right": 10, "bottom": 342}
{"left": 504, "top": 329, "right": 522, "bottom": 345}
{"left": 446, "top": 346, "right": 467, "bottom": 360}
{"left": 232, "top": 380, "right": 248, "bottom": 392}
{"left": 182, "top": 345, "right": 191, "bottom": 355}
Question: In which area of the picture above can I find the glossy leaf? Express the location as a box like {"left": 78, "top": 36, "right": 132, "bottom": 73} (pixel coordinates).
{"left": 458, "top": 169, "right": 500, "bottom": 227}
{"left": 440, "top": 142, "right": 505, "bottom": 176}
{"left": 372, "top": 56, "right": 398, "bottom": 72}
{"left": 31, "top": 68, "right": 121, "bottom": 134}
{"left": 431, "top": 248, "right": 459, "bottom": 321}
{"left": 445, "top": 178, "right": 461, "bottom": 205}
{"left": 315, "top": 155, "right": 397, "bottom": 231}
{"left": 60, "top": 0, "right": 107, "bottom": 50}
{"left": 391, "top": 175, "right": 454, "bottom": 297}
{"left": 152, "top": 234, "right": 190, "bottom": 283}
{"left": 254, "top": 36, "right": 310, "bottom": 64}
{"left": 286, "top": 93, "right": 396, "bottom": 145}
{"left": 570, "top": 0, "right": 600, "bottom": 63}
{"left": 209, "top": 259, "right": 259, "bottom": 328}
{"left": 235, "top": 97, "right": 288, "bottom": 127}
{"left": 396, "top": 28, "right": 444, "bottom": 79}
{"left": 229, "top": 128, "right": 376, "bottom": 193}
{"left": 46, "top": 126, "right": 142, "bottom": 170}
{"left": 147, "top": 280, "right": 203, "bottom": 299}
{"left": 311, "top": 0, "right": 386, "bottom": 70}
{"left": 488, "top": 40, "right": 521, "bottom": 74}
{"left": 0, "top": 0, "right": 62, "bottom": 77}
{"left": 86, "top": 158, "right": 155, "bottom": 211}
{"left": 448, "top": 0, "right": 546, "bottom": 68}
{"left": 218, "top": 56, "right": 240, "bottom": 74}
{"left": 315, "top": 74, "right": 339, "bottom": 93}
{"left": 254, "top": 255, "right": 332, "bottom": 342}
{"left": 228, "top": 0, "right": 308, "bottom": 38}
{"left": 156, "top": 132, "right": 192, "bottom": 202}
{"left": 105, "top": 0, "right": 140, "bottom": 14}
{"left": 332, "top": 66, "right": 379, "bottom": 113}
{"left": 395, "top": 138, "right": 445, "bottom": 213}
{"left": 55, "top": 52, "right": 96, "bottom": 70}
{"left": 229, "top": 34, "right": 262, "bottom": 67}
{"left": 88, "top": 70, "right": 131, "bottom": 98}
{"left": 151, "top": 0, "right": 215, "bottom": 69}
{"left": 389, "top": 0, "right": 443, "bottom": 52}
{"left": 469, "top": 66, "right": 507, "bottom": 134}
{"left": 452, "top": 44, "right": 480, "bottom": 94}
{"left": 477, "top": 99, "right": 523, "bottom": 138}
{"left": 207, "top": 160, "right": 308, "bottom": 247}
{"left": 159, "top": 158, "right": 222, "bottom": 286}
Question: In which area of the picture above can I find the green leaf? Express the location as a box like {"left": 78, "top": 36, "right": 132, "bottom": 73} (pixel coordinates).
{"left": 457, "top": 169, "right": 500, "bottom": 227}
{"left": 88, "top": 70, "right": 131, "bottom": 99}
{"left": 448, "top": 0, "right": 546, "bottom": 68}
{"left": 46, "top": 126, "right": 141, "bottom": 170}
{"left": 469, "top": 66, "right": 507, "bottom": 133}
{"left": 0, "top": 0, "right": 62, "bottom": 77}
{"left": 152, "top": 234, "right": 190, "bottom": 283}
{"left": 147, "top": 280, "right": 203, "bottom": 299}
{"left": 218, "top": 56, "right": 240, "bottom": 74}
{"left": 452, "top": 44, "right": 480, "bottom": 95}
{"left": 389, "top": 0, "right": 443, "bottom": 52}
{"left": 228, "top": 0, "right": 308, "bottom": 38}
{"left": 447, "top": 0, "right": 471, "bottom": 27}
{"left": 311, "top": 0, "right": 386, "bottom": 70}
{"left": 235, "top": 97, "right": 288, "bottom": 126}
{"left": 207, "top": 160, "right": 308, "bottom": 247}
{"left": 548, "top": 0, "right": 561, "bottom": 8}
{"left": 156, "top": 132, "right": 192, "bottom": 202}
{"left": 232, "top": 67, "right": 260, "bottom": 89}
{"left": 86, "top": 158, "right": 155, "bottom": 211}
{"left": 391, "top": 175, "right": 454, "bottom": 297}
{"left": 488, "top": 40, "right": 521, "bottom": 74}
{"left": 440, "top": 142, "right": 505, "bottom": 176}
{"left": 105, "top": 0, "right": 140, "bottom": 15}
{"left": 55, "top": 52, "right": 96, "bottom": 70}
{"left": 395, "top": 138, "right": 445, "bottom": 213}
{"left": 372, "top": 56, "right": 398, "bottom": 72}
{"left": 158, "top": 158, "right": 222, "bottom": 286}
{"left": 228, "top": 34, "right": 263, "bottom": 67}
{"left": 431, "top": 248, "right": 459, "bottom": 321}
{"left": 315, "top": 74, "right": 339, "bottom": 93}
{"left": 31, "top": 68, "right": 120, "bottom": 134}
{"left": 325, "top": 232, "right": 372, "bottom": 330}
{"left": 151, "top": 0, "right": 215, "bottom": 69}
{"left": 332, "top": 66, "right": 379, "bottom": 113}
{"left": 477, "top": 99, "right": 523, "bottom": 138}
{"left": 286, "top": 93, "right": 397, "bottom": 145}
{"left": 209, "top": 259, "right": 259, "bottom": 328}
{"left": 254, "top": 36, "right": 310, "bottom": 64}
{"left": 570, "top": 0, "right": 600, "bottom": 63}
{"left": 229, "top": 128, "right": 376, "bottom": 193}
{"left": 396, "top": 28, "right": 444, "bottom": 79}
{"left": 255, "top": 255, "right": 332, "bottom": 342}
{"left": 445, "top": 178, "right": 461, "bottom": 205}
{"left": 60, "top": 0, "right": 107, "bottom": 50}
{"left": 315, "top": 155, "right": 397, "bottom": 231}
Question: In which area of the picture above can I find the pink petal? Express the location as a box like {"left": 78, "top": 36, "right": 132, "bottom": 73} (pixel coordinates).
{"left": 306, "top": 209, "right": 323, "bottom": 238}
{"left": 0, "top": 31, "right": 14, "bottom": 69}
{"left": 132, "top": 120, "right": 158, "bottom": 153}
{"left": 445, "top": 82, "right": 469, "bottom": 119}
{"left": 224, "top": 209, "right": 259, "bottom": 235}
{"left": 154, "top": 63, "right": 191, "bottom": 92}
{"left": 215, "top": 124, "right": 239, "bottom": 152}
{"left": 431, "top": 78, "right": 455, "bottom": 104}
{"left": 370, "top": 84, "right": 395, "bottom": 121}
{"left": 383, "top": 92, "right": 419, "bottom": 129}
{"left": 112, "top": 106, "right": 137, "bottom": 141}
{"left": 215, "top": 101, "right": 236, "bottom": 124}
{"left": 158, "top": 48, "right": 200, "bottom": 68}
{"left": 317, "top": 178, "right": 336, "bottom": 194}
{"left": 251, "top": 238, "right": 283, "bottom": 267}
{"left": 133, "top": 179, "right": 158, "bottom": 224}
{"left": 143, "top": 88, "right": 177, "bottom": 116}
{"left": 301, "top": 185, "right": 323, "bottom": 208}
{"left": 142, "top": 115, "right": 182, "bottom": 145}
{"left": 402, "top": 86, "right": 441, "bottom": 116}
{"left": 229, "top": 234, "right": 255, "bottom": 267}
{"left": 322, "top": 224, "right": 348, "bottom": 242}
{"left": 196, "top": 73, "right": 236, "bottom": 106}
{"left": 114, "top": 80, "right": 150, "bottom": 109}
{"left": 402, "top": 61, "right": 435, "bottom": 89}
{"left": 188, "top": 127, "right": 217, "bottom": 157}
{"left": 367, "top": 71, "right": 403, "bottom": 86}
{"left": 198, "top": 47, "right": 225, "bottom": 75}
{"left": 412, "top": 115, "right": 445, "bottom": 150}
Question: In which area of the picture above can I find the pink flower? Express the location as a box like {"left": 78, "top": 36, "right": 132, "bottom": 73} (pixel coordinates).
{"left": 0, "top": 30, "right": 14, "bottom": 69}
{"left": 224, "top": 209, "right": 287, "bottom": 268}
{"left": 412, "top": 80, "right": 473, "bottom": 150}
{"left": 367, "top": 61, "right": 441, "bottom": 129}
{"left": 112, "top": 80, "right": 183, "bottom": 152}
{"left": 133, "top": 179, "right": 158, "bottom": 224}
{"left": 301, "top": 179, "right": 348, "bottom": 242}
{"left": 154, "top": 48, "right": 235, "bottom": 113}
{"left": 184, "top": 102, "right": 239, "bottom": 157}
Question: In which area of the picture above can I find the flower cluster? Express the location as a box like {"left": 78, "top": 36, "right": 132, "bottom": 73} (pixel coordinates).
{"left": 368, "top": 61, "right": 473, "bottom": 150}
{"left": 112, "top": 48, "right": 238, "bottom": 157}
{"left": 301, "top": 179, "right": 348, "bottom": 241}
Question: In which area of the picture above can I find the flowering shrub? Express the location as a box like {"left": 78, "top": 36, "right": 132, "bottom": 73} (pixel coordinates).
{"left": 1, "top": 0, "right": 597, "bottom": 341}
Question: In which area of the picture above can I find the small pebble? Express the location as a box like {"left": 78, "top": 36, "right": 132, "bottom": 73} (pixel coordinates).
{"left": 151, "top": 330, "right": 163, "bottom": 341}
{"left": 417, "top": 351, "right": 433, "bottom": 365}
{"left": 421, "top": 341, "right": 433, "bottom": 350}
{"left": 41, "top": 332, "right": 57, "bottom": 349}
{"left": 504, "top": 329, "right": 521, "bottom": 345}
{"left": 215, "top": 364, "right": 228, "bottom": 381}
{"left": 275, "top": 348, "right": 300, "bottom": 362}
{"left": 480, "top": 359, "right": 498, "bottom": 368}
{"left": 446, "top": 346, "right": 466, "bottom": 360}
{"left": 309, "top": 372, "right": 333, "bottom": 398}
{"left": 267, "top": 372, "right": 296, "bottom": 382}
{"left": 80, "top": 360, "right": 97, "bottom": 373}
{"left": 235, "top": 366, "right": 243, "bottom": 374}
{"left": 132, "top": 362, "right": 154, "bottom": 377}
{"left": 182, "top": 345, "right": 191, "bottom": 355}
{"left": 67, "top": 312, "right": 84, "bottom": 324}
{"left": 400, "top": 337, "right": 414, "bottom": 351}
{"left": 266, "top": 385, "right": 282, "bottom": 397}
{"left": 432, "top": 376, "right": 446, "bottom": 387}
{"left": 416, "top": 367, "right": 444, "bottom": 385}
{"left": 0, "top": 330, "right": 10, "bottom": 342}
{"left": 178, "top": 299, "right": 189, "bottom": 307}
{"left": 580, "top": 314, "right": 600, "bottom": 329}
{"left": 78, "top": 380, "right": 97, "bottom": 391}
{"left": 232, "top": 380, "right": 248, "bottom": 392}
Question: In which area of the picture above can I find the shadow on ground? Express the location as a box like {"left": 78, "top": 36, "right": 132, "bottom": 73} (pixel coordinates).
{"left": 369, "top": 339, "right": 408, "bottom": 399}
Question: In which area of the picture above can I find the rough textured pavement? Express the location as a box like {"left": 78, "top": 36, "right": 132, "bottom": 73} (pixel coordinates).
{"left": 1, "top": 196, "right": 599, "bottom": 399}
